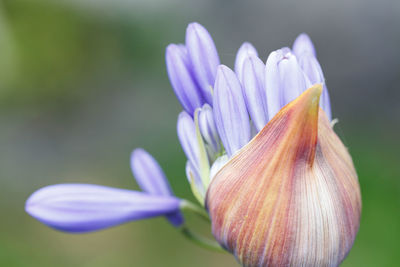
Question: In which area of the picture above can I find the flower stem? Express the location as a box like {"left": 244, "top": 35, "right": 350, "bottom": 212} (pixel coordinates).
{"left": 180, "top": 226, "right": 225, "bottom": 253}
{"left": 180, "top": 199, "right": 210, "bottom": 222}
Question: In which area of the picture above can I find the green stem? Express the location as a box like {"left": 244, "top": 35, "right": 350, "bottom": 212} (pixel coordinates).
{"left": 180, "top": 226, "right": 225, "bottom": 253}
{"left": 180, "top": 200, "right": 210, "bottom": 222}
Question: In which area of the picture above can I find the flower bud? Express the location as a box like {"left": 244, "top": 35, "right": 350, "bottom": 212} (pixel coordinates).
{"left": 186, "top": 22, "right": 220, "bottom": 104}
{"left": 206, "top": 85, "right": 361, "bottom": 267}
{"left": 131, "top": 148, "right": 184, "bottom": 226}
{"left": 177, "top": 111, "right": 201, "bottom": 171}
{"left": 242, "top": 55, "right": 268, "bottom": 132}
{"left": 213, "top": 65, "right": 251, "bottom": 157}
{"left": 293, "top": 33, "right": 332, "bottom": 120}
{"left": 292, "top": 32, "right": 317, "bottom": 57}
{"left": 166, "top": 44, "right": 205, "bottom": 115}
{"left": 265, "top": 48, "right": 312, "bottom": 119}
{"left": 198, "top": 104, "right": 221, "bottom": 160}
{"left": 234, "top": 42, "right": 258, "bottom": 83}
{"left": 178, "top": 110, "right": 211, "bottom": 197}
{"left": 186, "top": 160, "right": 205, "bottom": 203}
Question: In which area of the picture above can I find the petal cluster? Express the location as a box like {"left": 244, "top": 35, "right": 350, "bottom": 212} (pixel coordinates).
{"left": 166, "top": 22, "right": 220, "bottom": 112}
{"left": 169, "top": 25, "right": 336, "bottom": 214}
{"left": 206, "top": 85, "right": 361, "bottom": 266}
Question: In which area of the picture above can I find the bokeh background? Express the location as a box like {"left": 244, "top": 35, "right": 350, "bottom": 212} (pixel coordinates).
{"left": 0, "top": 0, "right": 399, "bottom": 266}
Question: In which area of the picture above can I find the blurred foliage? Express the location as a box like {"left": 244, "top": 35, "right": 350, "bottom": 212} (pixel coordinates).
{"left": 1, "top": 0, "right": 167, "bottom": 110}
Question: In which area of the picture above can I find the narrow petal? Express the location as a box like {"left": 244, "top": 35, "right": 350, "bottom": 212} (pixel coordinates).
{"left": 186, "top": 22, "right": 220, "bottom": 104}
{"left": 265, "top": 50, "right": 284, "bottom": 119}
{"left": 177, "top": 111, "right": 200, "bottom": 170}
{"left": 186, "top": 160, "right": 205, "bottom": 203}
{"left": 26, "top": 184, "right": 181, "bottom": 233}
{"left": 297, "top": 53, "right": 332, "bottom": 120}
{"left": 292, "top": 33, "right": 317, "bottom": 57}
{"left": 213, "top": 65, "right": 251, "bottom": 157}
{"left": 266, "top": 49, "right": 311, "bottom": 120}
{"left": 321, "top": 84, "right": 332, "bottom": 120}
{"left": 234, "top": 42, "right": 258, "bottom": 83}
{"left": 242, "top": 56, "right": 268, "bottom": 131}
{"left": 131, "top": 148, "right": 172, "bottom": 196}
{"left": 166, "top": 44, "right": 205, "bottom": 114}
{"left": 278, "top": 53, "right": 310, "bottom": 105}
{"left": 131, "top": 149, "right": 184, "bottom": 227}
{"left": 198, "top": 104, "right": 221, "bottom": 158}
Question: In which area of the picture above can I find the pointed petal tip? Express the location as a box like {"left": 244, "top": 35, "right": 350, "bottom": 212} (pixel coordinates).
{"left": 187, "top": 21, "right": 201, "bottom": 29}
{"left": 293, "top": 32, "right": 317, "bottom": 57}
{"left": 284, "top": 83, "right": 323, "bottom": 117}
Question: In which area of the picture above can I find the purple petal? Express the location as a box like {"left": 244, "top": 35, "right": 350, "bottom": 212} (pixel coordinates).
{"left": 321, "top": 84, "right": 332, "bottom": 120}
{"left": 177, "top": 111, "right": 200, "bottom": 170}
{"left": 25, "top": 184, "right": 181, "bottom": 233}
{"left": 242, "top": 56, "right": 268, "bottom": 132}
{"left": 185, "top": 161, "right": 205, "bottom": 197}
{"left": 265, "top": 50, "right": 283, "bottom": 119}
{"left": 185, "top": 22, "right": 220, "bottom": 104}
{"left": 265, "top": 49, "right": 310, "bottom": 119}
{"left": 131, "top": 149, "right": 184, "bottom": 226}
{"left": 166, "top": 44, "right": 205, "bottom": 114}
{"left": 130, "top": 148, "right": 172, "bottom": 196}
{"left": 278, "top": 53, "right": 310, "bottom": 105}
{"left": 297, "top": 53, "right": 332, "bottom": 120}
{"left": 198, "top": 104, "right": 221, "bottom": 157}
{"left": 292, "top": 33, "right": 317, "bottom": 57}
{"left": 234, "top": 42, "right": 258, "bottom": 83}
{"left": 213, "top": 65, "right": 251, "bottom": 157}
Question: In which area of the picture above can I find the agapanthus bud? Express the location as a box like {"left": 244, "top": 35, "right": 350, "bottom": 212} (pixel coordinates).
{"left": 265, "top": 48, "right": 311, "bottom": 119}
{"left": 131, "top": 149, "right": 184, "bottom": 226}
{"left": 213, "top": 65, "right": 251, "bottom": 157}
{"left": 186, "top": 22, "right": 220, "bottom": 104}
{"left": 198, "top": 104, "right": 221, "bottom": 159}
{"left": 177, "top": 111, "right": 201, "bottom": 171}
{"left": 234, "top": 42, "right": 258, "bottom": 83}
{"left": 292, "top": 32, "right": 317, "bottom": 57}
{"left": 166, "top": 44, "right": 205, "bottom": 114}
{"left": 293, "top": 33, "right": 332, "bottom": 120}
{"left": 206, "top": 85, "right": 361, "bottom": 267}
{"left": 185, "top": 160, "right": 205, "bottom": 202}
{"left": 242, "top": 55, "right": 268, "bottom": 132}
{"left": 26, "top": 184, "right": 181, "bottom": 233}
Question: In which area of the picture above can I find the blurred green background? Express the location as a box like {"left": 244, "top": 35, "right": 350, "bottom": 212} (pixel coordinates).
{"left": 0, "top": 0, "right": 399, "bottom": 266}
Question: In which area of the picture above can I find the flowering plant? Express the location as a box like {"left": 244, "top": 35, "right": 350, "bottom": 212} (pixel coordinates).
{"left": 26, "top": 23, "right": 361, "bottom": 267}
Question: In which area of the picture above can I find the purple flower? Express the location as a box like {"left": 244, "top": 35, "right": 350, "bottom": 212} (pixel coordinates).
{"left": 131, "top": 148, "right": 184, "bottom": 226}
{"left": 25, "top": 149, "right": 184, "bottom": 232}
{"left": 177, "top": 111, "right": 201, "bottom": 172}
{"left": 293, "top": 33, "right": 332, "bottom": 119}
{"left": 292, "top": 33, "right": 317, "bottom": 57}
{"left": 242, "top": 55, "right": 268, "bottom": 131}
{"left": 186, "top": 22, "right": 220, "bottom": 104}
{"left": 213, "top": 65, "right": 251, "bottom": 157}
{"left": 265, "top": 48, "right": 312, "bottom": 119}
{"left": 166, "top": 44, "right": 205, "bottom": 115}
{"left": 25, "top": 184, "right": 181, "bottom": 233}
{"left": 197, "top": 104, "right": 221, "bottom": 160}
{"left": 234, "top": 42, "right": 258, "bottom": 83}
